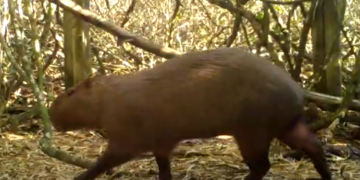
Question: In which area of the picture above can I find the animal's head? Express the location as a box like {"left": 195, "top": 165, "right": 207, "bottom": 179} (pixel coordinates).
{"left": 49, "top": 77, "right": 104, "bottom": 132}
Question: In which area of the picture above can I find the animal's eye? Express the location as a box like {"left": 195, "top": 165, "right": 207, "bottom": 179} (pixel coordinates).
{"left": 66, "top": 88, "right": 76, "bottom": 96}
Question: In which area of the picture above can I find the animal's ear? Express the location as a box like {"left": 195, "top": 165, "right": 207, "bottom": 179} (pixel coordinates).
{"left": 83, "top": 77, "right": 93, "bottom": 89}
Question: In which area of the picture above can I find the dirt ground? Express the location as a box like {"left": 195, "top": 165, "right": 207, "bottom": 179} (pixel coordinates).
{"left": 1, "top": 130, "right": 359, "bottom": 180}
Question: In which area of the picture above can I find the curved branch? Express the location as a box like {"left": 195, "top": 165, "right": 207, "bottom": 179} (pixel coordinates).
{"left": 48, "top": 0, "right": 182, "bottom": 59}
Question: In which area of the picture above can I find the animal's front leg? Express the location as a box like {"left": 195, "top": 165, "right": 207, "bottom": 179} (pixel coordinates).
{"left": 74, "top": 148, "right": 135, "bottom": 180}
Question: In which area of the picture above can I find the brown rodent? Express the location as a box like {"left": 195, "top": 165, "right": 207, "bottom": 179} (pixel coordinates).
{"left": 50, "top": 47, "right": 332, "bottom": 180}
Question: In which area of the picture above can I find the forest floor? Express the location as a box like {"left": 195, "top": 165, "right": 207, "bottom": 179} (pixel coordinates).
{"left": 1, "top": 128, "right": 360, "bottom": 180}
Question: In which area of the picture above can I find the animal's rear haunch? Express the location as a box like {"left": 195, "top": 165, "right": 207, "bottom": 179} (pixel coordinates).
{"left": 50, "top": 47, "right": 332, "bottom": 180}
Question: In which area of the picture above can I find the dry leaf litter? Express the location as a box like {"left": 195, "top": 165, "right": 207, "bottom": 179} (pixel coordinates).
{"left": 0, "top": 130, "right": 359, "bottom": 180}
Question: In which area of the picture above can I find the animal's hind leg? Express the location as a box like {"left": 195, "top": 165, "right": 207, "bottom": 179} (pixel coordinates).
{"left": 278, "top": 119, "right": 332, "bottom": 180}
{"left": 233, "top": 131, "right": 272, "bottom": 180}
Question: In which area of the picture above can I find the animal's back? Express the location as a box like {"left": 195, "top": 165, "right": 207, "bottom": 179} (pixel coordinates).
{"left": 100, "top": 47, "right": 304, "bottom": 142}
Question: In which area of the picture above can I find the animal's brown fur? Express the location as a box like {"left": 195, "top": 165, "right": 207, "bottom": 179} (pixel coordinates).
{"left": 50, "top": 47, "right": 332, "bottom": 180}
